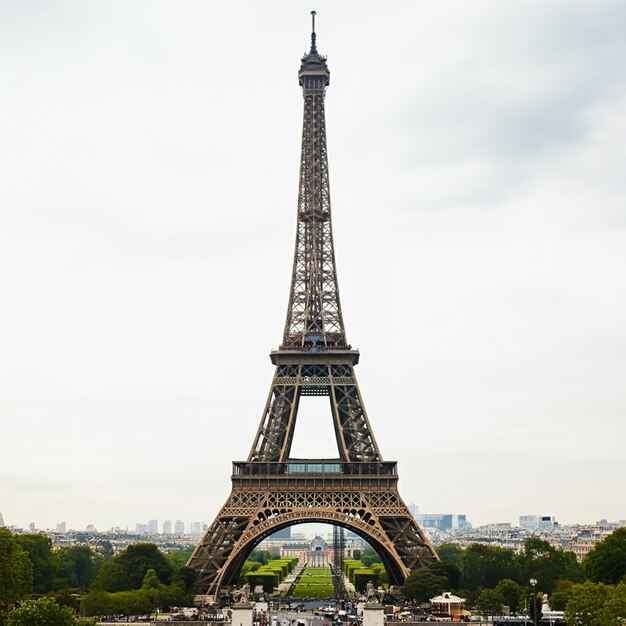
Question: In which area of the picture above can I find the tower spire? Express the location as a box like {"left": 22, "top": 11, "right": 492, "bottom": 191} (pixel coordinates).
{"left": 310, "top": 10, "right": 318, "bottom": 54}
{"left": 287, "top": 12, "right": 339, "bottom": 349}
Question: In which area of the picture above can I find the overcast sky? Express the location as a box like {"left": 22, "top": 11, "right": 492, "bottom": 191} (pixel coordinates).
{"left": 1, "top": 1, "right": 625, "bottom": 533}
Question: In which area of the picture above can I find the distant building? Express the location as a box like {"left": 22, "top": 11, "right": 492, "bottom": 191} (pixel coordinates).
{"left": 270, "top": 527, "right": 291, "bottom": 539}
{"left": 518, "top": 515, "right": 556, "bottom": 530}
{"left": 148, "top": 519, "right": 158, "bottom": 534}
{"left": 415, "top": 514, "right": 469, "bottom": 530}
{"left": 0, "top": 513, "right": 4, "bottom": 527}
{"left": 408, "top": 503, "right": 419, "bottom": 517}
{"left": 519, "top": 515, "right": 539, "bottom": 530}
{"left": 86, "top": 524, "right": 96, "bottom": 533}
{"left": 174, "top": 520, "right": 185, "bottom": 534}
{"left": 430, "top": 592, "right": 467, "bottom": 619}
{"left": 538, "top": 515, "right": 557, "bottom": 529}
{"left": 29, "top": 522, "right": 35, "bottom": 532}
{"left": 135, "top": 523, "right": 148, "bottom": 534}
{"left": 308, "top": 535, "right": 329, "bottom": 567}
{"left": 484, "top": 522, "right": 512, "bottom": 530}
{"left": 567, "top": 525, "right": 612, "bottom": 561}
{"left": 162, "top": 520, "right": 172, "bottom": 534}
{"left": 570, "top": 537, "right": 598, "bottom": 561}
{"left": 56, "top": 521, "right": 66, "bottom": 533}
{"left": 280, "top": 543, "right": 309, "bottom": 559}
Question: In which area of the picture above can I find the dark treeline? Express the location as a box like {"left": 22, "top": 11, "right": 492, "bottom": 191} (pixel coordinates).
{"left": 403, "top": 530, "right": 626, "bottom": 624}
{"left": 0, "top": 528, "right": 197, "bottom": 624}
{"left": 2, "top": 527, "right": 625, "bottom": 624}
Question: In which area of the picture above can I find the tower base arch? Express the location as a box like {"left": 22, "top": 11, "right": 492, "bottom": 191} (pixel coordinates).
{"left": 187, "top": 465, "right": 438, "bottom": 596}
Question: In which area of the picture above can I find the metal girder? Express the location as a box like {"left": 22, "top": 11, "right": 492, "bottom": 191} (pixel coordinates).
{"left": 282, "top": 45, "right": 344, "bottom": 350}
{"left": 248, "top": 363, "right": 380, "bottom": 463}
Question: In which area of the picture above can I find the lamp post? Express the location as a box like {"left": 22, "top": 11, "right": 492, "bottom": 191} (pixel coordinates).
{"left": 529, "top": 578, "right": 538, "bottom": 626}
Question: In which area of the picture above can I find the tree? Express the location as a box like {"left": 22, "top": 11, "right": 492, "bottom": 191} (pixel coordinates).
{"left": 5, "top": 597, "right": 74, "bottom": 626}
{"left": 248, "top": 550, "right": 279, "bottom": 566}
{"left": 429, "top": 562, "right": 462, "bottom": 590}
{"left": 476, "top": 589, "right": 504, "bottom": 619}
{"left": 564, "top": 581, "right": 610, "bottom": 626}
{"left": 549, "top": 580, "right": 576, "bottom": 611}
{"left": 403, "top": 569, "right": 448, "bottom": 603}
{"left": 436, "top": 544, "right": 465, "bottom": 571}
{"left": 166, "top": 548, "right": 194, "bottom": 569}
{"left": 81, "top": 588, "right": 159, "bottom": 617}
{"left": 239, "top": 561, "right": 260, "bottom": 584}
{"left": 462, "top": 544, "right": 519, "bottom": 596}
{"left": 494, "top": 579, "right": 524, "bottom": 613}
{"left": 92, "top": 544, "right": 173, "bottom": 592}
{"left": 91, "top": 560, "right": 126, "bottom": 592}
{"left": 51, "top": 588, "right": 82, "bottom": 613}
{"left": 142, "top": 568, "right": 160, "bottom": 590}
{"left": 0, "top": 528, "right": 33, "bottom": 611}
{"left": 352, "top": 549, "right": 362, "bottom": 560}
{"left": 602, "top": 582, "right": 626, "bottom": 624}
{"left": 519, "top": 538, "right": 581, "bottom": 594}
{"left": 115, "top": 543, "right": 172, "bottom": 588}
{"left": 15, "top": 534, "right": 55, "bottom": 594}
{"left": 362, "top": 547, "right": 381, "bottom": 564}
{"left": 370, "top": 562, "right": 388, "bottom": 586}
{"left": 110, "top": 590, "right": 153, "bottom": 617}
{"left": 157, "top": 583, "right": 194, "bottom": 611}
{"left": 54, "top": 546, "right": 100, "bottom": 591}
{"left": 81, "top": 591, "right": 113, "bottom": 617}
{"left": 583, "top": 528, "right": 626, "bottom": 585}
{"left": 353, "top": 570, "right": 379, "bottom": 593}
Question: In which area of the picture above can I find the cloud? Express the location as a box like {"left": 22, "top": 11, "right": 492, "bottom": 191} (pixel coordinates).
{"left": 1, "top": 0, "right": 625, "bottom": 529}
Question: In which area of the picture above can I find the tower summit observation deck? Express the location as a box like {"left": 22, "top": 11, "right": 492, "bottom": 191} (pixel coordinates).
{"left": 187, "top": 14, "right": 438, "bottom": 597}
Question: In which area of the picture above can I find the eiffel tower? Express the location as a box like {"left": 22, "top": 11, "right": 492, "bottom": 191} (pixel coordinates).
{"left": 188, "top": 14, "right": 438, "bottom": 597}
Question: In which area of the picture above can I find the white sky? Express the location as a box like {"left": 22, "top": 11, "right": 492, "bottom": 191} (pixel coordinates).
{"left": 1, "top": 1, "right": 625, "bottom": 532}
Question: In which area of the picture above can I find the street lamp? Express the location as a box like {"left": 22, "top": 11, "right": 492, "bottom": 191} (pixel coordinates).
{"left": 529, "top": 578, "right": 538, "bottom": 626}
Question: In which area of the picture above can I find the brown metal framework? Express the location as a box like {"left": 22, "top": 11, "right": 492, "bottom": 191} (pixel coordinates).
{"left": 188, "top": 17, "right": 437, "bottom": 597}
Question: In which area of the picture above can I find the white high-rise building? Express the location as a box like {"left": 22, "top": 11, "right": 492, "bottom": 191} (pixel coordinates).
{"left": 0, "top": 512, "right": 4, "bottom": 527}
{"left": 538, "top": 515, "right": 557, "bottom": 529}
{"left": 148, "top": 519, "right": 158, "bottom": 534}
{"left": 56, "top": 521, "right": 66, "bottom": 533}
{"left": 519, "top": 515, "right": 538, "bottom": 529}
{"left": 162, "top": 520, "right": 172, "bottom": 534}
{"left": 174, "top": 520, "right": 185, "bottom": 534}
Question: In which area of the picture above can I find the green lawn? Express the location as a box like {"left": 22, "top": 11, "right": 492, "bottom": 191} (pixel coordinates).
{"left": 298, "top": 576, "right": 332, "bottom": 584}
{"left": 290, "top": 566, "right": 334, "bottom": 598}
{"left": 292, "top": 584, "right": 334, "bottom": 598}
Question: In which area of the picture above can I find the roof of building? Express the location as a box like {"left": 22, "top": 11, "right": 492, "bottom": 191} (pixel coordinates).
{"left": 430, "top": 592, "right": 465, "bottom": 604}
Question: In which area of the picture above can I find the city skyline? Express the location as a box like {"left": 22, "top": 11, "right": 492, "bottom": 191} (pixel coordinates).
{"left": 4, "top": 510, "right": 624, "bottom": 536}
{"left": 2, "top": 1, "right": 625, "bottom": 530}
{"left": 2, "top": 515, "right": 622, "bottom": 567}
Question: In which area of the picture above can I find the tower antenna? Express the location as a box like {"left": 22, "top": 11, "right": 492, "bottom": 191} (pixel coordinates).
{"left": 310, "top": 10, "right": 318, "bottom": 54}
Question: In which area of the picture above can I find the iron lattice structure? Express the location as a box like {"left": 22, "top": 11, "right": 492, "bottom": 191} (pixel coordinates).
{"left": 188, "top": 17, "right": 437, "bottom": 597}
{"left": 332, "top": 524, "right": 346, "bottom": 599}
